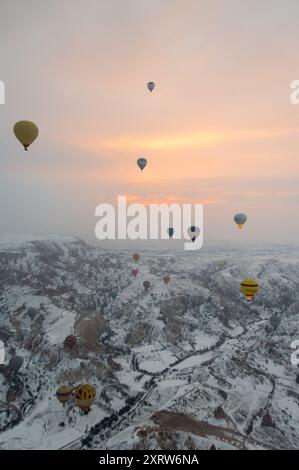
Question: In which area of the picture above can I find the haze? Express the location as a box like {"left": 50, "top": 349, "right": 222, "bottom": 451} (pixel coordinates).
{"left": 0, "top": 0, "right": 299, "bottom": 246}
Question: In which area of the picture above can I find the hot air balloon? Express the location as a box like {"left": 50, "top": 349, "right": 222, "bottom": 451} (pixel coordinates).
{"left": 131, "top": 268, "right": 139, "bottom": 277}
{"left": 74, "top": 384, "right": 96, "bottom": 412}
{"left": 234, "top": 213, "right": 247, "bottom": 229}
{"left": 63, "top": 335, "right": 77, "bottom": 350}
{"left": 147, "top": 82, "right": 155, "bottom": 93}
{"left": 143, "top": 280, "right": 151, "bottom": 291}
{"left": 13, "top": 121, "right": 39, "bottom": 150}
{"left": 133, "top": 253, "right": 140, "bottom": 262}
{"left": 111, "top": 290, "right": 117, "bottom": 300}
{"left": 56, "top": 385, "right": 73, "bottom": 404}
{"left": 187, "top": 226, "right": 200, "bottom": 242}
{"left": 8, "top": 356, "right": 24, "bottom": 373}
{"left": 137, "top": 157, "right": 147, "bottom": 171}
{"left": 167, "top": 227, "right": 174, "bottom": 239}
{"left": 240, "top": 279, "right": 259, "bottom": 302}
{"left": 163, "top": 275, "right": 170, "bottom": 285}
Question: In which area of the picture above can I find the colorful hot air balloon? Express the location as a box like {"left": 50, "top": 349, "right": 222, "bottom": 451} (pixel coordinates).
{"left": 240, "top": 279, "right": 259, "bottom": 302}
{"left": 137, "top": 157, "right": 147, "bottom": 171}
{"left": 56, "top": 385, "right": 73, "bottom": 404}
{"left": 131, "top": 268, "right": 139, "bottom": 277}
{"left": 234, "top": 213, "right": 247, "bottom": 229}
{"left": 167, "top": 227, "right": 174, "bottom": 239}
{"left": 163, "top": 275, "right": 170, "bottom": 285}
{"left": 13, "top": 121, "right": 39, "bottom": 150}
{"left": 187, "top": 226, "right": 200, "bottom": 242}
{"left": 63, "top": 335, "right": 77, "bottom": 350}
{"left": 133, "top": 253, "right": 140, "bottom": 262}
{"left": 147, "top": 82, "right": 155, "bottom": 92}
{"left": 74, "top": 384, "right": 96, "bottom": 412}
{"left": 143, "top": 280, "right": 151, "bottom": 291}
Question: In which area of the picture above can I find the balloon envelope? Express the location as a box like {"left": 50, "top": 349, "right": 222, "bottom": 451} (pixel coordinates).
{"left": 74, "top": 384, "right": 96, "bottom": 412}
{"left": 187, "top": 226, "right": 200, "bottom": 242}
{"left": 240, "top": 279, "right": 259, "bottom": 302}
{"left": 143, "top": 281, "right": 151, "bottom": 290}
{"left": 234, "top": 213, "right": 247, "bottom": 229}
{"left": 63, "top": 335, "right": 77, "bottom": 350}
{"left": 13, "top": 121, "right": 39, "bottom": 150}
{"left": 137, "top": 157, "right": 147, "bottom": 171}
{"left": 8, "top": 356, "right": 23, "bottom": 372}
{"left": 147, "top": 82, "right": 155, "bottom": 92}
{"left": 56, "top": 385, "right": 73, "bottom": 404}
{"left": 111, "top": 291, "right": 117, "bottom": 300}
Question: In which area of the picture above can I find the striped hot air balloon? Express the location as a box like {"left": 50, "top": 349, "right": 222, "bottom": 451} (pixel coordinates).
{"left": 63, "top": 335, "right": 77, "bottom": 350}
{"left": 240, "top": 279, "right": 259, "bottom": 302}
{"left": 56, "top": 385, "right": 73, "bottom": 404}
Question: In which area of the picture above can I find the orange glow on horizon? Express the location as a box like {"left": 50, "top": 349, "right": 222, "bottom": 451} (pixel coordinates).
{"left": 75, "top": 127, "right": 299, "bottom": 153}
{"left": 112, "top": 194, "right": 221, "bottom": 206}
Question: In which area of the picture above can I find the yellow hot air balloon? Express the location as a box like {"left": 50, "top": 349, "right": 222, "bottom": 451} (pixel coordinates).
{"left": 56, "top": 385, "right": 73, "bottom": 404}
{"left": 240, "top": 279, "right": 259, "bottom": 302}
{"left": 13, "top": 121, "right": 39, "bottom": 150}
{"left": 74, "top": 384, "right": 96, "bottom": 412}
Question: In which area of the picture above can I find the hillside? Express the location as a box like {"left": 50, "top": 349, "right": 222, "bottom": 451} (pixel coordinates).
{"left": 0, "top": 237, "right": 298, "bottom": 450}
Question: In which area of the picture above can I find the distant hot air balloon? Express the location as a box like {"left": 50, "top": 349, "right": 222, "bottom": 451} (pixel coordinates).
{"left": 187, "top": 226, "right": 200, "bottom": 242}
{"left": 8, "top": 356, "right": 24, "bottom": 373}
{"left": 167, "top": 227, "right": 174, "bottom": 239}
{"left": 240, "top": 279, "right": 259, "bottom": 302}
{"left": 13, "top": 121, "right": 39, "bottom": 150}
{"left": 63, "top": 335, "right": 77, "bottom": 350}
{"left": 131, "top": 268, "right": 139, "bottom": 277}
{"left": 56, "top": 385, "right": 73, "bottom": 404}
{"left": 147, "top": 82, "right": 155, "bottom": 92}
{"left": 137, "top": 157, "right": 147, "bottom": 171}
{"left": 234, "top": 213, "right": 247, "bottom": 229}
{"left": 133, "top": 253, "right": 140, "bottom": 262}
{"left": 111, "top": 290, "right": 117, "bottom": 300}
{"left": 163, "top": 275, "right": 170, "bottom": 285}
{"left": 74, "top": 384, "right": 96, "bottom": 412}
{"left": 143, "top": 280, "right": 151, "bottom": 291}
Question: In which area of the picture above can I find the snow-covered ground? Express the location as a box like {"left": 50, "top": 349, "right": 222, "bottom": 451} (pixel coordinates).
{"left": 0, "top": 236, "right": 299, "bottom": 450}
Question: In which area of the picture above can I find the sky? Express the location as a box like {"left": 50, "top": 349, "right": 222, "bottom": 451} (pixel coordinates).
{"left": 0, "top": 0, "right": 299, "bottom": 246}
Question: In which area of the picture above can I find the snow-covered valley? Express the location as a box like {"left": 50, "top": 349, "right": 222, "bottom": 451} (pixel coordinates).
{"left": 0, "top": 236, "right": 298, "bottom": 450}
